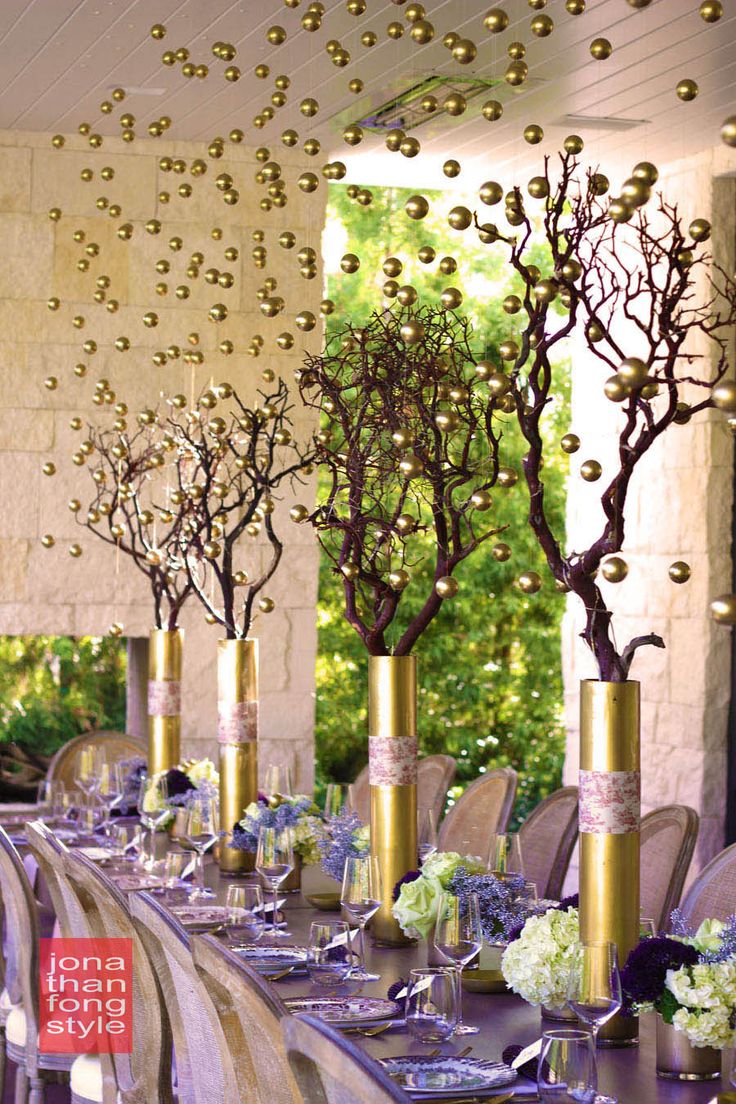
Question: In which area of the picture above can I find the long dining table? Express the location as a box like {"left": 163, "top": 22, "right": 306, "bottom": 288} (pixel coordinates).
{"left": 195, "top": 861, "right": 728, "bottom": 1104}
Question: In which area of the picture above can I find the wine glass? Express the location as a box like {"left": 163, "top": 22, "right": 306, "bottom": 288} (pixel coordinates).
{"left": 639, "top": 916, "right": 656, "bottom": 940}
{"left": 98, "top": 761, "right": 123, "bottom": 817}
{"left": 263, "top": 764, "right": 293, "bottom": 797}
{"left": 340, "top": 853, "right": 382, "bottom": 981}
{"left": 182, "top": 797, "right": 219, "bottom": 899}
{"left": 256, "top": 826, "right": 294, "bottom": 940}
{"left": 490, "top": 833, "right": 524, "bottom": 880}
{"left": 406, "top": 967, "right": 459, "bottom": 1043}
{"left": 37, "top": 780, "right": 66, "bottom": 821}
{"left": 434, "top": 891, "right": 483, "bottom": 1036}
{"left": 538, "top": 1029, "right": 597, "bottom": 1103}
{"left": 74, "top": 746, "right": 105, "bottom": 797}
{"left": 225, "top": 885, "right": 265, "bottom": 945}
{"left": 567, "top": 941, "right": 622, "bottom": 1048}
{"left": 418, "top": 807, "right": 438, "bottom": 862}
{"left": 138, "top": 775, "right": 170, "bottom": 869}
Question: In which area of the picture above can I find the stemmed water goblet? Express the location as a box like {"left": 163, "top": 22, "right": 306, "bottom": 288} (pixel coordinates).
{"left": 340, "top": 853, "right": 382, "bottom": 981}
{"left": 74, "top": 746, "right": 105, "bottom": 798}
{"left": 137, "top": 774, "right": 170, "bottom": 869}
{"left": 434, "top": 890, "right": 483, "bottom": 1036}
{"left": 225, "top": 885, "right": 266, "bottom": 945}
{"left": 490, "top": 833, "right": 524, "bottom": 881}
{"left": 181, "top": 796, "right": 220, "bottom": 899}
{"left": 538, "top": 1029, "right": 598, "bottom": 1103}
{"left": 567, "top": 940, "right": 622, "bottom": 1049}
{"left": 256, "top": 825, "right": 294, "bottom": 940}
{"left": 263, "top": 765, "right": 293, "bottom": 797}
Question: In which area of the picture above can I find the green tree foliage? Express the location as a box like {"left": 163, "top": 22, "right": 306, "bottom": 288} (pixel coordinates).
{"left": 316, "top": 184, "right": 571, "bottom": 824}
{"left": 0, "top": 636, "right": 127, "bottom": 760}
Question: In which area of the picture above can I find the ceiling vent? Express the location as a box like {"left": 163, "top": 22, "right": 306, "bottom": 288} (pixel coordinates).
{"left": 356, "top": 75, "right": 501, "bottom": 132}
{"left": 560, "top": 113, "right": 649, "bottom": 132}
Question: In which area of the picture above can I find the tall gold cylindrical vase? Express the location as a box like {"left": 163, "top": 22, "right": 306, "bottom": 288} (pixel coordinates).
{"left": 579, "top": 679, "right": 640, "bottom": 1046}
{"left": 217, "top": 639, "right": 258, "bottom": 875}
{"left": 369, "top": 655, "right": 418, "bottom": 946}
{"left": 148, "top": 629, "right": 183, "bottom": 776}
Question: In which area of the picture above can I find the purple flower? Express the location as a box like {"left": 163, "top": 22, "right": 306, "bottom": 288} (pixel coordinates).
{"left": 558, "top": 893, "right": 579, "bottom": 911}
{"left": 165, "top": 768, "right": 195, "bottom": 798}
{"left": 318, "top": 808, "right": 369, "bottom": 883}
{"left": 448, "top": 869, "right": 528, "bottom": 941}
{"left": 230, "top": 795, "right": 314, "bottom": 852}
{"left": 387, "top": 977, "right": 407, "bottom": 1005}
{"left": 392, "top": 870, "right": 421, "bottom": 902}
{"left": 621, "top": 936, "right": 699, "bottom": 1014}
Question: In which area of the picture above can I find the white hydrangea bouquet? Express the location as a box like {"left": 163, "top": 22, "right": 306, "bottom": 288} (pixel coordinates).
{"left": 501, "top": 901, "right": 581, "bottom": 1010}
{"left": 620, "top": 914, "right": 736, "bottom": 1050}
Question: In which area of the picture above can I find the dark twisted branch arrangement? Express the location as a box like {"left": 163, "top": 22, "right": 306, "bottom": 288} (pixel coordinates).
{"left": 80, "top": 419, "right": 195, "bottom": 631}
{"left": 298, "top": 306, "right": 510, "bottom": 656}
{"left": 485, "top": 148, "right": 736, "bottom": 681}
{"left": 165, "top": 379, "right": 313, "bottom": 639}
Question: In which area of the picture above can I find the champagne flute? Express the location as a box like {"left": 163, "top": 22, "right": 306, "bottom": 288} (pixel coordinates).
{"left": 182, "top": 797, "right": 219, "bottom": 899}
{"left": 74, "top": 746, "right": 105, "bottom": 797}
{"left": 340, "top": 854, "right": 382, "bottom": 981}
{"left": 137, "top": 774, "right": 170, "bottom": 870}
{"left": 99, "top": 761, "right": 123, "bottom": 815}
{"left": 434, "top": 891, "right": 483, "bottom": 1035}
{"left": 418, "top": 807, "right": 438, "bottom": 862}
{"left": 567, "top": 940, "right": 622, "bottom": 1048}
{"left": 324, "top": 783, "right": 349, "bottom": 819}
{"left": 256, "top": 826, "right": 294, "bottom": 940}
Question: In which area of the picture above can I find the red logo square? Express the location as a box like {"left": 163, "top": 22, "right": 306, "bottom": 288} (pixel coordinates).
{"left": 39, "top": 938, "right": 132, "bottom": 1053}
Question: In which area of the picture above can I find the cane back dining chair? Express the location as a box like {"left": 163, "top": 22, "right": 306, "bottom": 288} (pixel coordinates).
{"left": 518, "top": 786, "right": 579, "bottom": 901}
{"left": 640, "top": 804, "right": 699, "bottom": 932}
{"left": 0, "top": 825, "right": 80, "bottom": 1104}
{"left": 191, "top": 933, "right": 301, "bottom": 1104}
{"left": 675, "top": 840, "right": 736, "bottom": 930}
{"left": 45, "top": 731, "right": 145, "bottom": 788}
{"left": 129, "top": 891, "right": 234, "bottom": 1104}
{"left": 60, "top": 850, "right": 174, "bottom": 1104}
{"left": 351, "top": 754, "right": 457, "bottom": 826}
{"left": 437, "top": 767, "right": 518, "bottom": 861}
{"left": 283, "top": 1014, "right": 410, "bottom": 1104}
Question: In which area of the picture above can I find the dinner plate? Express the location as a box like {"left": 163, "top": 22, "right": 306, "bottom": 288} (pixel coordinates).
{"left": 236, "top": 945, "right": 308, "bottom": 973}
{"left": 284, "top": 996, "right": 400, "bottom": 1027}
{"left": 76, "top": 846, "right": 114, "bottom": 862}
{"left": 171, "top": 905, "right": 229, "bottom": 932}
{"left": 381, "top": 1056, "right": 517, "bottom": 1096}
{"left": 111, "top": 873, "right": 165, "bottom": 893}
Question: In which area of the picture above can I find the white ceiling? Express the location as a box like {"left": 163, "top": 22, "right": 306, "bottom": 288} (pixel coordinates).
{"left": 0, "top": 0, "right": 734, "bottom": 188}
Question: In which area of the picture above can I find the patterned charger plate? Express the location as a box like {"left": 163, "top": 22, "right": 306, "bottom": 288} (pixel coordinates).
{"left": 171, "top": 905, "right": 229, "bottom": 931}
{"left": 111, "top": 873, "right": 165, "bottom": 893}
{"left": 284, "top": 996, "right": 400, "bottom": 1026}
{"left": 236, "top": 945, "right": 308, "bottom": 973}
{"left": 381, "top": 1056, "right": 517, "bottom": 1096}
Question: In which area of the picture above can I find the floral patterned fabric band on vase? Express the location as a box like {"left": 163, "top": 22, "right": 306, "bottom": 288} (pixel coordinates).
{"left": 579, "top": 768, "right": 641, "bottom": 834}
{"left": 368, "top": 736, "right": 418, "bottom": 786}
{"left": 217, "top": 700, "right": 258, "bottom": 745}
{"left": 147, "top": 679, "right": 182, "bottom": 717}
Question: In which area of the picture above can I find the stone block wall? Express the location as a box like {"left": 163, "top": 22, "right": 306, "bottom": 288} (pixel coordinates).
{"left": 0, "top": 128, "right": 327, "bottom": 792}
{"left": 562, "top": 145, "right": 736, "bottom": 872}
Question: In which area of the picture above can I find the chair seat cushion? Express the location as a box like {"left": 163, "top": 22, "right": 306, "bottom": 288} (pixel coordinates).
{"left": 0, "top": 987, "right": 17, "bottom": 1027}
{"left": 71, "top": 1053, "right": 103, "bottom": 1102}
{"left": 6, "top": 1005, "right": 77, "bottom": 1073}
{"left": 6, "top": 1003, "right": 26, "bottom": 1046}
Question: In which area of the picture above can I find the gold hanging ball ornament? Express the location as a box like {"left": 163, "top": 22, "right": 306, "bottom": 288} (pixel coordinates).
{"left": 712, "top": 380, "right": 736, "bottom": 412}
{"left": 668, "top": 561, "right": 691, "bottom": 585}
{"left": 341, "top": 253, "right": 360, "bottom": 273}
{"left": 601, "top": 556, "right": 628, "bottom": 583}
{"left": 700, "top": 0, "right": 723, "bottom": 21}
{"left": 518, "top": 571, "right": 542, "bottom": 594}
{"left": 443, "top": 159, "right": 461, "bottom": 178}
{"left": 484, "top": 8, "right": 510, "bottom": 32}
{"left": 580, "top": 459, "right": 602, "bottom": 482}
{"left": 492, "top": 542, "right": 512, "bottom": 563}
{"left": 676, "top": 79, "right": 699, "bottom": 102}
{"left": 590, "top": 37, "right": 612, "bottom": 60}
{"left": 267, "top": 25, "right": 287, "bottom": 44}
{"left": 448, "top": 206, "right": 473, "bottom": 231}
{"left": 505, "top": 61, "right": 528, "bottom": 86}
{"left": 389, "top": 569, "right": 411, "bottom": 591}
{"left": 482, "top": 100, "right": 504, "bottom": 121}
{"left": 400, "top": 136, "right": 421, "bottom": 158}
{"left": 609, "top": 198, "right": 634, "bottom": 224}
{"left": 410, "top": 19, "right": 435, "bottom": 43}
{"left": 560, "top": 433, "right": 581, "bottom": 454}
{"left": 470, "top": 490, "right": 493, "bottom": 511}
{"left": 452, "top": 38, "right": 477, "bottom": 63}
{"left": 400, "top": 320, "right": 424, "bottom": 345}
{"left": 523, "top": 124, "right": 544, "bottom": 145}
{"left": 440, "top": 287, "right": 463, "bottom": 310}
{"left": 290, "top": 504, "right": 309, "bottom": 523}
{"left": 689, "top": 218, "right": 711, "bottom": 243}
{"left": 531, "top": 13, "right": 554, "bottom": 35}
{"left": 721, "top": 117, "right": 736, "bottom": 149}
{"left": 435, "top": 576, "right": 459, "bottom": 599}
{"left": 406, "top": 195, "right": 429, "bottom": 220}
{"left": 69, "top": 544, "right": 83, "bottom": 558}
{"left": 617, "top": 356, "right": 649, "bottom": 389}
{"left": 497, "top": 466, "right": 518, "bottom": 488}
{"left": 296, "top": 310, "right": 317, "bottom": 332}
{"left": 711, "top": 594, "right": 736, "bottom": 625}
{"left": 418, "top": 245, "right": 436, "bottom": 264}
{"left": 480, "top": 180, "right": 503, "bottom": 205}
{"left": 259, "top": 597, "right": 275, "bottom": 614}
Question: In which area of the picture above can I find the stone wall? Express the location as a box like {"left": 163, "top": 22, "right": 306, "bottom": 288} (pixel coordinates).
{"left": 562, "top": 145, "right": 736, "bottom": 871}
{"left": 0, "top": 128, "right": 327, "bottom": 791}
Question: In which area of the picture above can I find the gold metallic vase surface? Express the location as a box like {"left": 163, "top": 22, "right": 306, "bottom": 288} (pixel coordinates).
{"left": 147, "top": 629, "right": 183, "bottom": 777}
{"left": 218, "top": 639, "right": 258, "bottom": 874}
{"left": 369, "top": 655, "right": 418, "bottom": 945}
{"left": 655, "top": 1016, "right": 722, "bottom": 1081}
{"left": 579, "top": 679, "right": 640, "bottom": 1046}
